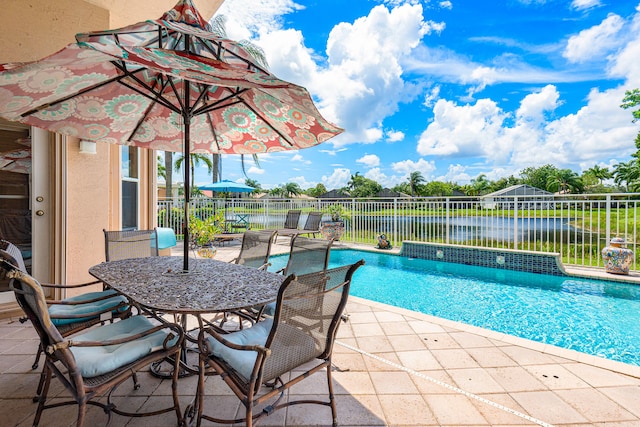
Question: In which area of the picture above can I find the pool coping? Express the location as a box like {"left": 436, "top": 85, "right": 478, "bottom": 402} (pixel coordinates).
{"left": 331, "top": 243, "right": 640, "bottom": 378}
{"left": 350, "top": 294, "right": 640, "bottom": 379}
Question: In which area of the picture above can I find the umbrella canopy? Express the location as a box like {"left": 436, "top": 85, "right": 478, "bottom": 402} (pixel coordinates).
{"left": 199, "top": 180, "right": 254, "bottom": 193}
{"left": 0, "top": 0, "right": 342, "bottom": 271}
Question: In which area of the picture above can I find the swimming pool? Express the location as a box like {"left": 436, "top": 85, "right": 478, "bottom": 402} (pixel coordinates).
{"left": 268, "top": 249, "right": 640, "bottom": 367}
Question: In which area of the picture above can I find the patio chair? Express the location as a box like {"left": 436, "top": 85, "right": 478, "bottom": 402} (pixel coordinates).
{"left": 219, "top": 230, "right": 279, "bottom": 329}
{"left": 103, "top": 228, "right": 159, "bottom": 261}
{"left": 277, "top": 211, "right": 323, "bottom": 238}
{"left": 265, "top": 209, "right": 301, "bottom": 233}
{"left": 0, "top": 258, "right": 184, "bottom": 427}
{"left": 278, "top": 234, "right": 333, "bottom": 276}
{"left": 230, "top": 230, "right": 278, "bottom": 270}
{"left": 0, "top": 241, "right": 131, "bottom": 376}
{"left": 191, "top": 260, "right": 365, "bottom": 427}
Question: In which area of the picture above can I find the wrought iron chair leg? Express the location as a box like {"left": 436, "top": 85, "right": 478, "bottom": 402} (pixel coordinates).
{"left": 32, "top": 343, "right": 43, "bottom": 369}
{"left": 327, "top": 363, "right": 338, "bottom": 427}
{"left": 33, "top": 365, "right": 52, "bottom": 427}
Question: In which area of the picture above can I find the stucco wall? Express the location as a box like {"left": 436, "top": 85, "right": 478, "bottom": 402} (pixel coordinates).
{"left": 0, "top": 0, "right": 223, "bottom": 63}
{"left": 0, "top": 0, "right": 223, "bottom": 290}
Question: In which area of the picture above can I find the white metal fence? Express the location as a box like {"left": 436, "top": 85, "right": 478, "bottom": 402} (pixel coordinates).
{"left": 157, "top": 193, "right": 640, "bottom": 272}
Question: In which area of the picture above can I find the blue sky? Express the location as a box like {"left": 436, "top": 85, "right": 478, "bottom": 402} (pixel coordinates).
{"left": 186, "top": 0, "right": 640, "bottom": 191}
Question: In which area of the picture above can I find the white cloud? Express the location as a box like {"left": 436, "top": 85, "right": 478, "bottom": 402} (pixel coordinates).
{"left": 247, "top": 166, "right": 265, "bottom": 175}
{"left": 386, "top": 130, "right": 405, "bottom": 142}
{"left": 417, "top": 98, "right": 509, "bottom": 158}
{"left": 318, "top": 147, "right": 348, "bottom": 156}
{"left": 364, "top": 168, "right": 405, "bottom": 188}
{"left": 391, "top": 158, "right": 437, "bottom": 179}
{"left": 439, "top": 1, "right": 453, "bottom": 10}
{"left": 516, "top": 84, "right": 561, "bottom": 124}
{"left": 423, "top": 85, "right": 441, "bottom": 108}
{"left": 417, "top": 84, "right": 639, "bottom": 173}
{"left": 290, "top": 153, "right": 311, "bottom": 164}
{"left": 571, "top": 0, "right": 601, "bottom": 11}
{"left": 439, "top": 164, "right": 473, "bottom": 184}
{"left": 228, "top": 3, "right": 434, "bottom": 147}
{"left": 321, "top": 168, "right": 351, "bottom": 189}
{"left": 356, "top": 154, "right": 380, "bottom": 167}
{"left": 563, "top": 14, "right": 625, "bottom": 63}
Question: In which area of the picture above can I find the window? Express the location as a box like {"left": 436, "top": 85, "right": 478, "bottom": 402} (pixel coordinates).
{"left": 121, "top": 146, "right": 139, "bottom": 230}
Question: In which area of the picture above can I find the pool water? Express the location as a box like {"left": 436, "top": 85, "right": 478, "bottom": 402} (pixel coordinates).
{"left": 268, "top": 249, "right": 640, "bottom": 367}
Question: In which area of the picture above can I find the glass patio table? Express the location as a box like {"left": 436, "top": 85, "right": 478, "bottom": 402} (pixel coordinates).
{"left": 89, "top": 256, "right": 285, "bottom": 376}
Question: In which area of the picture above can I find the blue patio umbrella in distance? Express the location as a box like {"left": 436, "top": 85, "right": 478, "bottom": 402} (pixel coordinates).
{"left": 199, "top": 180, "right": 254, "bottom": 226}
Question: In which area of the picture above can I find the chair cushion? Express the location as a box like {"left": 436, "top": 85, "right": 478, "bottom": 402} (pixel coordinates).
{"left": 156, "top": 227, "right": 177, "bottom": 249}
{"left": 262, "top": 301, "right": 276, "bottom": 317}
{"left": 206, "top": 318, "right": 273, "bottom": 381}
{"left": 49, "top": 290, "right": 128, "bottom": 326}
{"left": 70, "top": 315, "right": 178, "bottom": 378}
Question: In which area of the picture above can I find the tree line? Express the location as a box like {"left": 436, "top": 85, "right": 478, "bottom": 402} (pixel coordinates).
{"left": 159, "top": 89, "right": 640, "bottom": 198}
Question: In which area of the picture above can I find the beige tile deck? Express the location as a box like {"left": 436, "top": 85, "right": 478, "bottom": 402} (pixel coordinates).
{"left": 1, "top": 240, "right": 639, "bottom": 426}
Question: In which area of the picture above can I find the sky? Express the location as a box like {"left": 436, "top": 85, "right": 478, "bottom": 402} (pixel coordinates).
{"left": 186, "top": 0, "right": 640, "bottom": 191}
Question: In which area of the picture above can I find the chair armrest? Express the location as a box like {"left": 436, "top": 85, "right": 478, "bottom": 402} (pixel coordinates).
{"left": 64, "top": 322, "right": 183, "bottom": 349}
{"left": 199, "top": 326, "right": 269, "bottom": 355}
{"left": 48, "top": 300, "right": 129, "bottom": 320}
{"left": 48, "top": 291, "right": 126, "bottom": 306}
{"left": 40, "top": 280, "right": 103, "bottom": 289}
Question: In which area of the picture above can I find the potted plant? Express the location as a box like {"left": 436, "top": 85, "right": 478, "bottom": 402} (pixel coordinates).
{"left": 320, "top": 204, "right": 347, "bottom": 241}
{"left": 188, "top": 212, "right": 223, "bottom": 258}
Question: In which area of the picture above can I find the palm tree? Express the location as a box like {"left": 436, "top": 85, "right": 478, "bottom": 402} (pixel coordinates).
{"left": 282, "top": 182, "right": 302, "bottom": 198}
{"left": 164, "top": 152, "right": 173, "bottom": 197}
{"left": 546, "top": 169, "right": 583, "bottom": 194}
{"left": 407, "top": 171, "right": 425, "bottom": 196}
{"left": 613, "top": 160, "right": 640, "bottom": 191}
{"left": 174, "top": 153, "right": 214, "bottom": 195}
{"left": 584, "top": 165, "right": 612, "bottom": 185}
{"left": 467, "top": 174, "right": 490, "bottom": 196}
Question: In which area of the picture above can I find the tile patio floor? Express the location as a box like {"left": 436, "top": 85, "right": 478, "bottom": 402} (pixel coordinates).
{"left": 1, "top": 240, "right": 639, "bottom": 426}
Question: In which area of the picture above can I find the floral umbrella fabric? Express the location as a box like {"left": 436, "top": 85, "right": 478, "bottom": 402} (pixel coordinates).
{"left": 0, "top": 148, "right": 31, "bottom": 174}
{"left": 0, "top": 42, "right": 340, "bottom": 154}
{"left": 0, "top": 0, "right": 342, "bottom": 270}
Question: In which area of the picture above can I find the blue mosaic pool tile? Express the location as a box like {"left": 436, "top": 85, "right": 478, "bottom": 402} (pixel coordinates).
{"left": 400, "top": 241, "right": 567, "bottom": 276}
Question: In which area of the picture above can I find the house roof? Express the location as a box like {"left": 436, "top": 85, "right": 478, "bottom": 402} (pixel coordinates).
{"left": 482, "top": 184, "right": 552, "bottom": 198}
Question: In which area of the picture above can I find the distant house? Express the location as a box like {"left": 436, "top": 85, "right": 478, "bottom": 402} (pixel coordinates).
{"left": 375, "top": 188, "right": 411, "bottom": 202}
{"left": 481, "top": 184, "right": 553, "bottom": 209}
{"left": 318, "top": 189, "right": 350, "bottom": 199}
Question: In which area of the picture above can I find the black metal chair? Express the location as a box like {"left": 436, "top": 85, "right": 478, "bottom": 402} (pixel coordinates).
{"left": 103, "top": 228, "right": 159, "bottom": 261}
{"left": 0, "top": 258, "right": 184, "bottom": 427}
{"left": 191, "top": 260, "right": 365, "bottom": 427}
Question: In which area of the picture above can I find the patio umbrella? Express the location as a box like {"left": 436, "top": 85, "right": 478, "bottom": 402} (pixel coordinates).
{"left": 199, "top": 180, "right": 254, "bottom": 193}
{"left": 0, "top": 0, "right": 343, "bottom": 271}
{"left": 199, "top": 179, "right": 254, "bottom": 224}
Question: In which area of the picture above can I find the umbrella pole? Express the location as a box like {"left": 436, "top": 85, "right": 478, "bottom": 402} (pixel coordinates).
{"left": 183, "top": 111, "right": 191, "bottom": 272}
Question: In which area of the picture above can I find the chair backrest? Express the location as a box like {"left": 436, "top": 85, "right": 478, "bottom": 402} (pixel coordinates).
{"left": 261, "top": 260, "right": 364, "bottom": 383}
{"left": 0, "top": 240, "right": 26, "bottom": 292}
{"left": 103, "top": 229, "right": 159, "bottom": 261}
{"left": 283, "top": 210, "right": 301, "bottom": 229}
{"left": 282, "top": 235, "right": 333, "bottom": 276}
{"left": 235, "top": 230, "right": 277, "bottom": 268}
{"left": 302, "top": 212, "right": 323, "bottom": 231}
{"left": 0, "top": 257, "right": 64, "bottom": 352}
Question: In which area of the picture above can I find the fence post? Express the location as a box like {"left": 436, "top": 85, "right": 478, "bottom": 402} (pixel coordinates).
{"left": 513, "top": 196, "right": 519, "bottom": 249}
{"left": 605, "top": 194, "right": 611, "bottom": 245}
{"left": 393, "top": 198, "right": 398, "bottom": 248}
{"left": 445, "top": 198, "right": 450, "bottom": 244}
